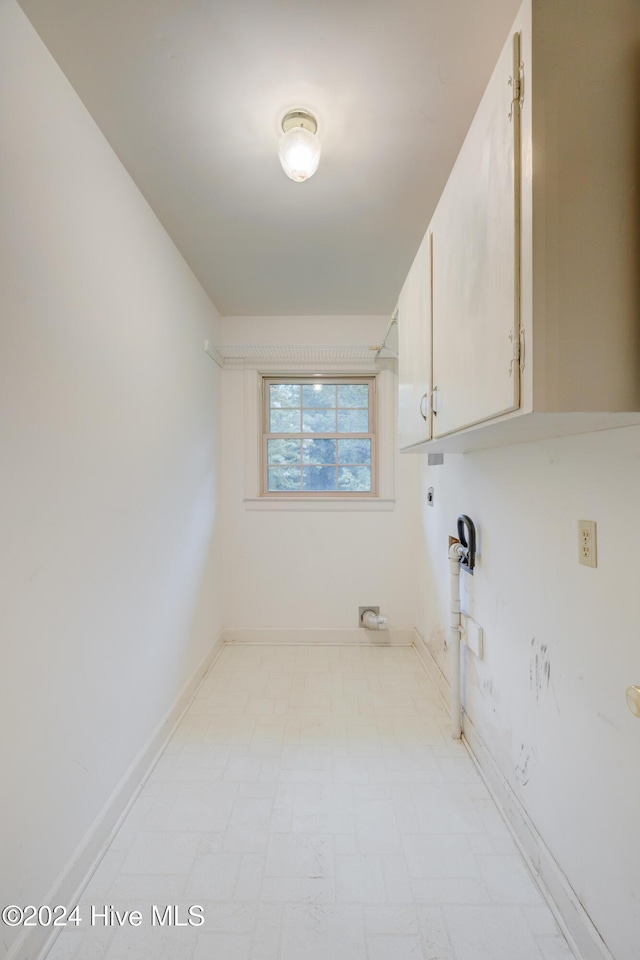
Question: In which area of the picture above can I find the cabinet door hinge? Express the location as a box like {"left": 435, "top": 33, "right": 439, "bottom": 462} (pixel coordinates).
{"left": 509, "top": 329, "right": 525, "bottom": 375}
{"left": 508, "top": 34, "right": 524, "bottom": 120}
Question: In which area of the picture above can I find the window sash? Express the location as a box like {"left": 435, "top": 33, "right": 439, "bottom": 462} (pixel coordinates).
{"left": 262, "top": 376, "right": 377, "bottom": 497}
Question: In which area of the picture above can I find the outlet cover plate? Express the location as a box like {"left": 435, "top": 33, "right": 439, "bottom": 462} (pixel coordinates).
{"left": 578, "top": 519, "right": 597, "bottom": 568}
{"left": 461, "top": 614, "right": 484, "bottom": 658}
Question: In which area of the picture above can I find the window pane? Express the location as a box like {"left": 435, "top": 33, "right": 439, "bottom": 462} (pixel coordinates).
{"left": 338, "top": 384, "right": 369, "bottom": 408}
{"left": 337, "top": 466, "right": 372, "bottom": 492}
{"left": 302, "top": 408, "right": 336, "bottom": 433}
{"left": 270, "top": 384, "right": 300, "bottom": 407}
{"left": 337, "top": 409, "right": 369, "bottom": 433}
{"left": 268, "top": 439, "right": 301, "bottom": 465}
{"left": 264, "top": 377, "right": 375, "bottom": 497}
{"left": 338, "top": 439, "right": 371, "bottom": 465}
{"left": 268, "top": 466, "right": 301, "bottom": 491}
{"left": 302, "top": 384, "right": 336, "bottom": 408}
{"left": 302, "top": 439, "right": 336, "bottom": 464}
{"left": 303, "top": 466, "right": 337, "bottom": 491}
{"left": 270, "top": 408, "right": 301, "bottom": 433}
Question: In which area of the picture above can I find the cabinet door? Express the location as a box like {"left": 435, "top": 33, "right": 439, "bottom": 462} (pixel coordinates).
{"left": 431, "top": 31, "right": 521, "bottom": 438}
{"left": 398, "top": 230, "right": 432, "bottom": 448}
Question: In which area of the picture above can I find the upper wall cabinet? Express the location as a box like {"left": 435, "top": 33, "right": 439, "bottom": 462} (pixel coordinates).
{"left": 398, "top": 230, "right": 432, "bottom": 448}
{"left": 430, "top": 30, "right": 520, "bottom": 439}
{"left": 397, "top": 0, "right": 640, "bottom": 453}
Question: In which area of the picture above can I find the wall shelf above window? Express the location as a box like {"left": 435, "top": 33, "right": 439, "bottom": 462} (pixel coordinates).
{"left": 204, "top": 319, "right": 398, "bottom": 369}
{"left": 204, "top": 341, "right": 397, "bottom": 368}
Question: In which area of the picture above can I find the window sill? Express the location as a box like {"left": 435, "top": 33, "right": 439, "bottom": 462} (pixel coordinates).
{"left": 243, "top": 497, "right": 395, "bottom": 512}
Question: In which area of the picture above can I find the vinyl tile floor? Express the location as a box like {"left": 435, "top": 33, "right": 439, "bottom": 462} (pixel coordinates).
{"left": 45, "top": 643, "right": 575, "bottom": 960}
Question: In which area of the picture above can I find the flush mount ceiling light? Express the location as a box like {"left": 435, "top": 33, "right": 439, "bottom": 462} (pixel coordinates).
{"left": 278, "top": 109, "right": 321, "bottom": 182}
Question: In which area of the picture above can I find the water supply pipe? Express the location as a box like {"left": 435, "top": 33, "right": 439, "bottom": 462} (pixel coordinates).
{"left": 448, "top": 516, "right": 477, "bottom": 739}
{"left": 448, "top": 539, "right": 467, "bottom": 740}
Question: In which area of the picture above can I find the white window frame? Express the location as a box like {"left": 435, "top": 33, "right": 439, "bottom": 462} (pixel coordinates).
{"left": 241, "top": 365, "right": 395, "bottom": 511}
{"left": 262, "top": 376, "right": 377, "bottom": 498}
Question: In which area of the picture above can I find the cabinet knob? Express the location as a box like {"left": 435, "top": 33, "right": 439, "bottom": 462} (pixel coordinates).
{"left": 419, "top": 392, "right": 430, "bottom": 420}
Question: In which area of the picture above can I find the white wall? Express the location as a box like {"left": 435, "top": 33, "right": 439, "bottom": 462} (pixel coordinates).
{"left": 415, "top": 426, "right": 640, "bottom": 960}
{"left": 0, "top": 3, "right": 223, "bottom": 954}
{"left": 220, "top": 315, "right": 420, "bottom": 636}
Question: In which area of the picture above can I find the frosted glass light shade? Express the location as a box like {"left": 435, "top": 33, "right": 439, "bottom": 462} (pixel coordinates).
{"left": 278, "top": 126, "right": 321, "bottom": 182}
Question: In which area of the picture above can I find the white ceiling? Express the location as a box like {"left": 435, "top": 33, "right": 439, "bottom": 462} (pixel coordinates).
{"left": 18, "top": 0, "right": 521, "bottom": 317}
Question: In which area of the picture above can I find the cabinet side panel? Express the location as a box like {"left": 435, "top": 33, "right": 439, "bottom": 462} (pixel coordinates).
{"left": 398, "top": 231, "right": 432, "bottom": 448}
{"left": 532, "top": 0, "right": 640, "bottom": 412}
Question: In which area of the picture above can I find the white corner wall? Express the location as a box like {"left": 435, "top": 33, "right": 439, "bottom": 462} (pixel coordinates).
{"left": 414, "top": 427, "right": 640, "bottom": 960}
{"left": 0, "top": 3, "right": 223, "bottom": 956}
{"left": 220, "top": 316, "right": 421, "bottom": 637}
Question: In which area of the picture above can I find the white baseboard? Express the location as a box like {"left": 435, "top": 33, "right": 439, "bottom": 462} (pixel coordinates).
{"left": 412, "top": 629, "right": 451, "bottom": 706}
{"left": 222, "top": 627, "right": 415, "bottom": 645}
{"left": 13, "top": 632, "right": 226, "bottom": 960}
{"left": 413, "top": 635, "right": 612, "bottom": 960}
{"left": 463, "top": 717, "right": 613, "bottom": 960}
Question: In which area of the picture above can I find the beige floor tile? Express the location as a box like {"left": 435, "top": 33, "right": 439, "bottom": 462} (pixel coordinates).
{"left": 366, "top": 934, "right": 427, "bottom": 960}
{"left": 280, "top": 904, "right": 366, "bottom": 960}
{"left": 335, "top": 854, "right": 386, "bottom": 902}
{"left": 363, "top": 903, "right": 420, "bottom": 937}
{"left": 120, "top": 832, "right": 202, "bottom": 876}
{"left": 265, "top": 832, "right": 334, "bottom": 878}
{"left": 193, "top": 933, "right": 251, "bottom": 960}
{"left": 443, "top": 904, "right": 544, "bottom": 960}
{"left": 402, "top": 835, "right": 481, "bottom": 879}
{"left": 477, "top": 854, "right": 544, "bottom": 905}
{"left": 261, "top": 876, "right": 336, "bottom": 902}
{"left": 537, "top": 936, "right": 577, "bottom": 960}
{"left": 183, "top": 850, "right": 242, "bottom": 900}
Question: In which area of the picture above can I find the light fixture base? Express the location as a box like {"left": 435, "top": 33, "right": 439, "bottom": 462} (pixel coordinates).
{"left": 281, "top": 109, "right": 317, "bottom": 135}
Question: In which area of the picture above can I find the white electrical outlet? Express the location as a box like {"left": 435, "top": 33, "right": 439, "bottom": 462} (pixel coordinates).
{"left": 578, "top": 519, "right": 597, "bottom": 568}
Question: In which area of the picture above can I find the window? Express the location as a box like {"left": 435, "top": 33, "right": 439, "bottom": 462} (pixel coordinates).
{"left": 262, "top": 376, "right": 376, "bottom": 496}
